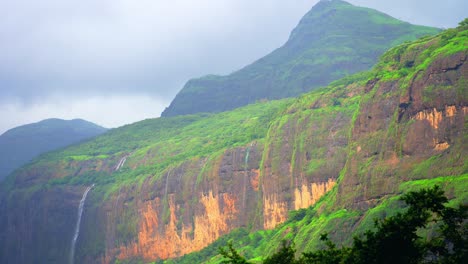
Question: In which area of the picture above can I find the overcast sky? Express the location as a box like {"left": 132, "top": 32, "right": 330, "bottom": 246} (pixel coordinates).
{"left": 0, "top": 0, "right": 466, "bottom": 134}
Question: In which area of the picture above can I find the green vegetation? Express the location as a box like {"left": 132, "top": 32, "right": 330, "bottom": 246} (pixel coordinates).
{"left": 172, "top": 177, "right": 466, "bottom": 264}
{"left": 1, "top": 13, "right": 466, "bottom": 264}
{"left": 7, "top": 99, "right": 292, "bottom": 198}
{"left": 220, "top": 186, "right": 467, "bottom": 264}
{"left": 162, "top": 0, "right": 439, "bottom": 117}
{"left": 374, "top": 24, "right": 468, "bottom": 102}
{"left": 171, "top": 25, "right": 467, "bottom": 264}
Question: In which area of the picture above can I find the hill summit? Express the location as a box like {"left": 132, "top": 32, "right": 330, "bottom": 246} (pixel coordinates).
{"left": 162, "top": 0, "right": 439, "bottom": 117}
{"left": 0, "top": 118, "right": 107, "bottom": 181}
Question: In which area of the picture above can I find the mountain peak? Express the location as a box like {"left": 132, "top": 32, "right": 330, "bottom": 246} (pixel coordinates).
{"left": 161, "top": 1, "right": 439, "bottom": 117}
{"left": 288, "top": 0, "right": 404, "bottom": 43}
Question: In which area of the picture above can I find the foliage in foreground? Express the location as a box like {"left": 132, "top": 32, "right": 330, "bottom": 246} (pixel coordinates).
{"left": 220, "top": 186, "right": 467, "bottom": 264}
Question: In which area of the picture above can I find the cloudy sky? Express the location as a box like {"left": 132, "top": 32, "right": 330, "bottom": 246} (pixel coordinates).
{"left": 0, "top": 0, "right": 466, "bottom": 134}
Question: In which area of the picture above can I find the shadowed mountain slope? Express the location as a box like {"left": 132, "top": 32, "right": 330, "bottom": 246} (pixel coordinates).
{"left": 0, "top": 119, "right": 107, "bottom": 181}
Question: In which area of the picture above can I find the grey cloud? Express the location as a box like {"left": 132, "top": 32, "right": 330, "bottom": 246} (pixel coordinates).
{"left": 348, "top": 0, "right": 467, "bottom": 29}
{"left": 0, "top": 0, "right": 313, "bottom": 103}
{"left": 0, "top": 0, "right": 466, "bottom": 133}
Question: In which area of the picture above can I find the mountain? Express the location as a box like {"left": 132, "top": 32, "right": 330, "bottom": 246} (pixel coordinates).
{"left": 0, "top": 118, "right": 107, "bottom": 181}
{"left": 161, "top": 0, "right": 440, "bottom": 117}
{"left": 0, "top": 22, "right": 466, "bottom": 263}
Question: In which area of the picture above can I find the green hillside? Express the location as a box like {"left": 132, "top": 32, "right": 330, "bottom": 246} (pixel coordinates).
{"left": 0, "top": 118, "right": 107, "bottom": 181}
{"left": 0, "top": 15, "right": 466, "bottom": 264}
{"left": 170, "top": 23, "right": 468, "bottom": 263}
{"left": 162, "top": 0, "right": 440, "bottom": 117}
{"left": 16, "top": 101, "right": 291, "bottom": 190}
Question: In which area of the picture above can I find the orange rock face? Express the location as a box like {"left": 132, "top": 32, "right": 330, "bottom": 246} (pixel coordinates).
{"left": 107, "top": 142, "right": 339, "bottom": 263}
{"left": 412, "top": 105, "right": 467, "bottom": 151}
{"left": 413, "top": 105, "right": 461, "bottom": 130}
{"left": 263, "top": 194, "right": 289, "bottom": 230}
{"left": 117, "top": 191, "right": 237, "bottom": 262}
{"left": 293, "top": 179, "right": 336, "bottom": 211}
{"left": 414, "top": 107, "right": 444, "bottom": 129}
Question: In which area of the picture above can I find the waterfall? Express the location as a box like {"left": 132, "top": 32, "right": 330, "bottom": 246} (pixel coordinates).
{"left": 69, "top": 184, "right": 94, "bottom": 264}
{"left": 115, "top": 156, "right": 127, "bottom": 171}
{"left": 244, "top": 147, "right": 251, "bottom": 167}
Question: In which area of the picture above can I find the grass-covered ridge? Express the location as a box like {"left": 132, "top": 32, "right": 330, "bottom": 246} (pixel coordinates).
{"left": 7, "top": 99, "right": 293, "bottom": 195}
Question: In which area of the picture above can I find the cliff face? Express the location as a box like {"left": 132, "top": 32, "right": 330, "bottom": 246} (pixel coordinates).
{"left": 0, "top": 26, "right": 466, "bottom": 264}
{"left": 0, "top": 141, "right": 337, "bottom": 263}
{"left": 109, "top": 146, "right": 265, "bottom": 261}
{"left": 96, "top": 143, "right": 337, "bottom": 263}
{"left": 338, "top": 51, "right": 467, "bottom": 211}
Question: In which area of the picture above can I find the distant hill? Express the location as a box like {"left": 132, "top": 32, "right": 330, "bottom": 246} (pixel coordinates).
{"left": 162, "top": 0, "right": 440, "bottom": 117}
{"left": 0, "top": 119, "right": 107, "bottom": 181}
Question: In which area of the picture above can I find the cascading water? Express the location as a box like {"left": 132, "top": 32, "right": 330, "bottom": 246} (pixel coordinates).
{"left": 115, "top": 156, "right": 127, "bottom": 171}
{"left": 69, "top": 184, "right": 94, "bottom": 264}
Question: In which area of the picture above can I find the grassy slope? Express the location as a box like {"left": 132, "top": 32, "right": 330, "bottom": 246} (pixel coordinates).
{"left": 166, "top": 25, "right": 468, "bottom": 264}
{"left": 2, "top": 100, "right": 293, "bottom": 198}
{"left": 162, "top": 0, "right": 440, "bottom": 117}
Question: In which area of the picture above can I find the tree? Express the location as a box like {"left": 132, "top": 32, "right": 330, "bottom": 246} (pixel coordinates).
{"left": 426, "top": 204, "right": 467, "bottom": 264}
{"left": 263, "top": 241, "right": 300, "bottom": 264}
{"left": 345, "top": 186, "right": 448, "bottom": 264}
{"left": 302, "top": 234, "right": 348, "bottom": 264}
{"left": 219, "top": 241, "right": 250, "bottom": 264}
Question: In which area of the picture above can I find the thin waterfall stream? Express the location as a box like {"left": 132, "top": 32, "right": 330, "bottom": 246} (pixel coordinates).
{"left": 115, "top": 156, "right": 127, "bottom": 171}
{"left": 69, "top": 184, "right": 94, "bottom": 264}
